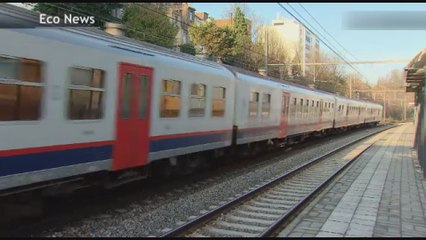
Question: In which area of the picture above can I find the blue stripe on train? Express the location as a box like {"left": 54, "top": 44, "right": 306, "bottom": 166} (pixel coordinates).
{"left": 0, "top": 145, "right": 112, "bottom": 177}
{"left": 237, "top": 126, "right": 280, "bottom": 139}
{"left": 0, "top": 132, "right": 233, "bottom": 177}
{"left": 149, "top": 131, "right": 232, "bottom": 152}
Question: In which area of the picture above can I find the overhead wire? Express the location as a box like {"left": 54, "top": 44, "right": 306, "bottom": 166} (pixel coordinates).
{"left": 38, "top": 3, "right": 322, "bottom": 80}
{"left": 297, "top": 3, "right": 359, "bottom": 61}
{"left": 278, "top": 3, "right": 368, "bottom": 82}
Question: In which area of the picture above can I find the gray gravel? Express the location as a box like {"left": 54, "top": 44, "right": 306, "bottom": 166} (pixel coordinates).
{"left": 41, "top": 126, "right": 389, "bottom": 237}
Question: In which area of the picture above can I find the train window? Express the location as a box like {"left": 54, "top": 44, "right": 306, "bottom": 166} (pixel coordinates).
{"left": 306, "top": 100, "right": 309, "bottom": 113}
{"left": 316, "top": 101, "right": 319, "bottom": 108}
{"left": 68, "top": 67, "right": 104, "bottom": 120}
{"left": 121, "top": 73, "right": 132, "bottom": 119}
{"left": 291, "top": 97, "right": 296, "bottom": 117}
{"left": 189, "top": 83, "right": 206, "bottom": 117}
{"left": 312, "top": 101, "right": 314, "bottom": 107}
{"left": 300, "top": 99, "right": 303, "bottom": 106}
{"left": 138, "top": 75, "right": 149, "bottom": 119}
{"left": 249, "top": 91, "right": 259, "bottom": 117}
{"left": 212, "top": 86, "right": 226, "bottom": 117}
{"left": 0, "top": 56, "right": 43, "bottom": 121}
{"left": 161, "top": 80, "right": 181, "bottom": 118}
{"left": 282, "top": 95, "right": 289, "bottom": 116}
{"left": 261, "top": 93, "right": 271, "bottom": 118}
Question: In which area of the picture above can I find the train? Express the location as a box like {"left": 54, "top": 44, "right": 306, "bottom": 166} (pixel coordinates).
{"left": 0, "top": 8, "right": 383, "bottom": 196}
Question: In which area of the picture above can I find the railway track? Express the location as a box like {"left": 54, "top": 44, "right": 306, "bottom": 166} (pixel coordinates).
{"left": 0, "top": 125, "right": 389, "bottom": 237}
{"left": 161, "top": 126, "right": 393, "bottom": 237}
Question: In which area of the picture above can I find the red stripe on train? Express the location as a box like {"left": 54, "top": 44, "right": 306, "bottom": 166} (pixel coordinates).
{"left": 0, "top": 140, "right": 115, "bottom": 157}
{"left": 238, "top": 125, "right": 281, "bottom": 132}
{"left": 149, "top": 129, "right": 233, "bottom": 141}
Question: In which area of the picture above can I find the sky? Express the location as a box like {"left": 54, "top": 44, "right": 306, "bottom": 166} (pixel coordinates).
{"left": 191, "top": 3, "right": 426, "bottom": 85}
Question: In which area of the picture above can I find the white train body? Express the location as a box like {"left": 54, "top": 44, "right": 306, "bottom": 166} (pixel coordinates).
{"left": 0, "top": 10, "right": 383, "bottom": 193}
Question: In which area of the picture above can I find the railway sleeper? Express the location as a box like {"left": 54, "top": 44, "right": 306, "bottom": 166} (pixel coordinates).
{"left": 225, "top": 215, "right": 275, "bottom": 226}
{"left": 213, "top": 221, "right": 265, "bottom": 233}
{"left": 257, "top": 197, "right": 298, "bottom": 206}
{"left": 234, "top": 209, "right": 280, "bottom": 220}
{"left": 242, "top": 205, "right": 285, "bottom": 215}
{"left": 249, "top": 200, "right": 290, "bottom": 210}
{"left": 201, "top": 226, "right": 257, "bottom": 237}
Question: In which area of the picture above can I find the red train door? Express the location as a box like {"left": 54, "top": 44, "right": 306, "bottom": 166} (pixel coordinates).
{"left": 279, "top": 92, "right": 290, "bottom": 138}
{"left": 113, "top": 63, "right": 152, "bottom": 170}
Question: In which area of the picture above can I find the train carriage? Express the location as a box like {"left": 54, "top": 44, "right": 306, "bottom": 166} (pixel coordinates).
{"left": 364, "top": 101, "right": 383, "bottom": 124}
{"left": 334, "top": 96, "right": 351, "bottom": 128}
{"left": 0, "top": 26, "right": 235, "bottom": 191}
{"left": 345, "top": 98, "right": 366, "bottom": 126}
{"left": 226, "top": 66, "right": 283, "bottom": 145}
{"left": 0, "top": 4, "right": 383, "bottom": 195}
{"left": 286, "top": 86, "right": 335, "bottom": 136}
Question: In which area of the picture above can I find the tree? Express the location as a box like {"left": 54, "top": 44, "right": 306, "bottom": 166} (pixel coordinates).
{"left": 347, "top": 73, "right": 372, "bottom": 99}
{"left": 189, "top": 19, "right": 235, "bottom": 63}
{"left": 220, "top": 6, "right": 255, "bottom": 70}
{"left": 310, "top": 53, "right": 348, "bottom": 95}
{"left": 34, "top": 3, "right": 121, "bottom": 28}
{"left": 372, "top": 69, "right": 415, "bottom": 121}
{"left": 255, "top": 26, "right": 300, "bottom": 79}
{"left": 179, "top": 43, "right": 196, "bottom": 55}
{"left": 232, "top": 6, "right": 251, "bottom": 57}
{"left": 122, "top": 3, "right": 179, "bottom": 48}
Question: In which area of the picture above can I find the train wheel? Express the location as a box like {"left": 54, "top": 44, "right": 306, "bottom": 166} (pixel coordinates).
{"left": 151, "top": 159, "right": 173, "bottom": 179}
{"left": 176, "top": 154, "right": 202, "bottom": 176}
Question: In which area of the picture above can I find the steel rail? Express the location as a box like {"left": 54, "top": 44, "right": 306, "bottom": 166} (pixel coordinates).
{"left": 161, "top": 125, "right": 394, "bottom": 238}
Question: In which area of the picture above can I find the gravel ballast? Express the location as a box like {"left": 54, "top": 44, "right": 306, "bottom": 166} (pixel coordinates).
{"left": 40, "top": 126, "right": 390, "bottom": 237}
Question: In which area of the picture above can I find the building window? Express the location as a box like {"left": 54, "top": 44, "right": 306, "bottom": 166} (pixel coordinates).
{"left": 262, "top": 93, "right": 271, "bottom": 118}
{"left": 0, "top": 56, "right": 43, "bottom": 121}
{"left": 212, "top": 86, "right": 225, "bottom": 117}
{"left": 188, "top": 10, "right": 195, "bottom": 21}
{"left": 306, "top": 36, "right": 311, "bottom": 43}
{"left": 68, "top": 67, "right": 104, "bottom": 120}
{"left": 161, "top": 80, "right": 181, "bottom": 118}
{"left": 249, "top": 91, "right": 259, "bottom": 117}
{"left": 189, "top": 83, "right": 206, "bottom": 117}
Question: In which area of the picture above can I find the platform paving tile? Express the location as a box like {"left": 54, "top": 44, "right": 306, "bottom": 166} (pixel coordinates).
{"left": 315, "top": 230, "right": 343, "bottom": 237}
{"left": 277, "top": 124, "right": 426, "bottom": 237}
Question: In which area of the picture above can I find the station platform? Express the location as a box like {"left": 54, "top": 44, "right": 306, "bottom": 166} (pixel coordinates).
{"left": 278, "top": 123, "right": 426, "bottom": 237}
